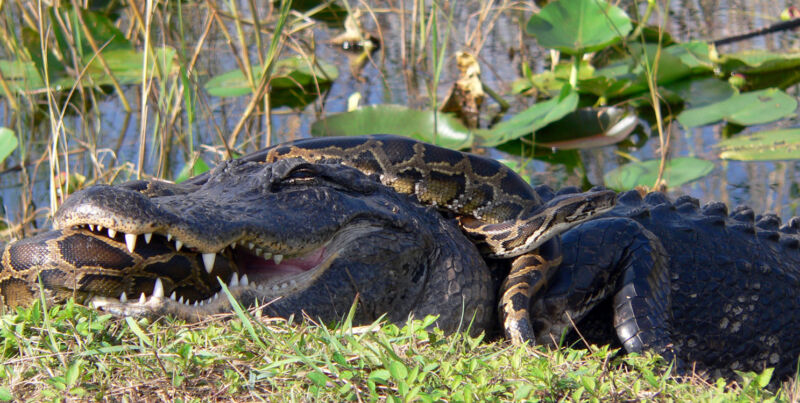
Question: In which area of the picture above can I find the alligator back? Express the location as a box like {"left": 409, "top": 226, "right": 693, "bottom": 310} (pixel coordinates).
{"left": 543, "top": 187, "right": 800, "bottom": 380}
{"left": 617, "top": 191, "right": 800, "bottom": 378}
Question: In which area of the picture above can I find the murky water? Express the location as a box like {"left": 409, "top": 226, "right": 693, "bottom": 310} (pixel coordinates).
{"left": 0, "top": 0, "right": 798, "bottom": 236}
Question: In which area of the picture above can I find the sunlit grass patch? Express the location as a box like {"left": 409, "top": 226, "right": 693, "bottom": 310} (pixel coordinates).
{"left": 0, "top": 301, "right": 791, "bottom": 401}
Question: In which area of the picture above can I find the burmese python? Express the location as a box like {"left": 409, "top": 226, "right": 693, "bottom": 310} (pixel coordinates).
{"left": 196, "top": 135, "right": 617, "bottom": 342}
{"left": 4, "top": 135, "right": 616, "bottom": 343}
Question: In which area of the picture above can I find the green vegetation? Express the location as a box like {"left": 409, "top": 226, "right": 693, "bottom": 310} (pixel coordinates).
{"left": 0, "top": 301, "right": 794, "bottom": 401}
{"left": 0, "top": 0, "right": 798, "bottom": 399}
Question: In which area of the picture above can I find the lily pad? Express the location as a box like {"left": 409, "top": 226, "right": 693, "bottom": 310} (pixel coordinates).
{"left": 476, "top": 89, "right": 578, "bottom": 147}
{"left": 677, "top": 88, "right": 798, "bottom": 128}
{"left": 204, "top": 56, "right": 338, "bottom": 98}
{"left": 526, "top": 0, "right": 632, "bottom": 55}
{"left": 310, "top": 105, "right": 473, "bottom": 149}
{"left": 716, "top": 128, "right": 800, "bottom": 161}
{"left": 718, "top": 50, "right": 800, "bottom": 74}
{"left": 532, "top": 106, "right": 637, "bottom": 149}
{"left": 662, "top": 76, "right": 735, "bottom": 108}
{"left": 590, "top": 43, "right": 698, "bottom": 98}
{"left": 604, "top": 157, "right": 714, "bottom": 191}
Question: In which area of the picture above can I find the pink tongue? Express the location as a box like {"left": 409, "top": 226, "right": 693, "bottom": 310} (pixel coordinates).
{"left": 239, "top": 247, "right": 325, "bottom": 276}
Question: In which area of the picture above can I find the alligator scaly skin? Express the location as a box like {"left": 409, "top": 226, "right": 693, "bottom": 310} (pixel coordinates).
{"left": 530, "top": 187, "right": 800, "bottom": 381}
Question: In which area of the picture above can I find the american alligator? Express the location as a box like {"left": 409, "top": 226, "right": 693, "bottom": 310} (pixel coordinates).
{"left": 0, "top": 135, "right": 615, "bottom": 342}
{"left": 1, "top": 135, "right": 799, "bottom": 381}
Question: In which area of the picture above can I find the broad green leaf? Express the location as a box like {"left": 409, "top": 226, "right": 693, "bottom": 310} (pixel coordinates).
{"left": 49, "top": 5, "right": 133, "bottom": 68}
{"left": 591, "top": 44, "right": 695, "bottom": 98}
{"left": 0, "top": 387, "right": 12, "bottom": 401}
{"left": 603, "top": 157, "right": 714, "bottom": 190}
{"left": 81, "top": 47, "right": 177, "bottom": 85}
{"left": 21, "top": 27, "right": 66, "bottom": 81}
{"left": 677, "top": 88, "right": 797, "bottom": 127}
{"left": 531, "top": 106, "right": 637, "bottom": 149}
{"left": 0, "top": 47, "right": 177, "bottom": 95}
{"left": 511, "top": 61, "right": 595, "bottom": 95}
{"left": 526, "top": 0, "right": 632, "bottom": 55}
{"left": 716, "top": 128, "right": 800, "bottom": 161}
{"left": 476, "top": 89, "right": 578, "bottom": 147}
{"left": 718, "top": 50, "right": 800, "bottom": 74}
{"left": 311, "top": 105, "right": 473, "bottom": 149}
{"left": 175, "top": 156, "right": 210, "bottom": 183}
{"left": 662, "top": 76, "right": 735, "bottom": 108}
{"left": 204, "top": 56, "right": 338, "bottom": 98}
{"left": 0, "top": 128, "right": 18, "bottom": 164}
{"left": 668, "top": 41, "right": 714, "bottom": 72}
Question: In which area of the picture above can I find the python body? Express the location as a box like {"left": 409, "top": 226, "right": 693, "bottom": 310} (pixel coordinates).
{"left": 0, "top": 135, "right": 614, "bottom": 343}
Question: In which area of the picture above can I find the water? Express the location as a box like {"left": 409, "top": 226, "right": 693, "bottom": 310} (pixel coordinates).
{"left": 0, "top": 0, "right": 798, "bottom": 237}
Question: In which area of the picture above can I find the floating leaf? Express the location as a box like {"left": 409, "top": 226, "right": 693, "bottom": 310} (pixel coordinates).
{"left": 204, "top": 56, "right": 338, "bottom": 98}
{"left": 677, "top": 88, "right": 798, "bottom": 127}
{"left": 0, "top": 128, "right": 18, "bottom": 164}
{"left": 81, "top": 47, "right": 177, "bottom": 85}
{"left": 716, "top": 128, "right": 800, "bottom": 161}
{"left": 718, "top": 50, "right": 800, "bottom": 74}
{"left": 532, "top": 106, "right": 637, "bottom": 149}
{"left": 49, "top": 5, "right": 133, "bottom": 69}
{"left": 476, "top": 89, "right": 578, "bottom": 147}
{"left": 311, "top": 105, "right": 473, "bottom": 149}
{"left": 511, "top": 61, "right": 595, "bottom": 95}
{"left": 590, "top": 43, "right": 697, "bottom": 98}
{"left": 662, "top": 76, "right": 735, "bottom": 108}
{"left": 526, "top": 0, "right": 632, "bottom": 55}
{"left": 604, "top": 157, "right": 714, "bottom": 190}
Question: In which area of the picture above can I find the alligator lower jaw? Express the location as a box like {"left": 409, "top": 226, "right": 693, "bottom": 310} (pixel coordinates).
{"left": 87, "top": 245, "right": 336, "bottom": 318}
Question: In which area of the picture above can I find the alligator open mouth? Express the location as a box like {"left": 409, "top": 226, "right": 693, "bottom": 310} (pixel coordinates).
{"left": 67, "top": 223, "right": 337, "bottom": 315}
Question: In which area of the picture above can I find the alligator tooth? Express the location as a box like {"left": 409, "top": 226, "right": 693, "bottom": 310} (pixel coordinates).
{"left": 193, "top": 300, "right": 199, "bottom": 307}
{"left": 108, "top": 228, "right": 117, "bottom": 239}
{"left": 214, "top": 293, "right": 219, "bottom": 299}
{"left": 240, "top": 274, "right": 249, "bottom": 287}
{"left": 255, "top": 248, "right": 263, "bottom": 255}
{"left": 98, "top": 225, "right": 104, "bottom": 232}
{"left": 169, "top": 291, "right": 177, "bottom": 301}
{"left": 263, "top": 252, "right": 272, "bottom": 260}
{"left": 124, "top": 233, "right": 137, "bottom": 252}
{"left": 178, "top": 296, "right": 185, "bottom": 304}
{"left": 248, "top": 242, "right": 254, "bottom": 250}
{"left": 139, "top": 293, "right": 146, "bottom": 304}
{"left": 230, "top": 272, "right": 240, "bottom": 287}
{"left": 89, "top": 224, "right": 95, "bottom": 231}
{"left": 273, "top": 254, "right": 284, "bottom": 264}
{"left": 144, "top": 233, "right": 152, "bottom": 244}
{"left": 230, "top": 241, "right": 237, "bottom": 249}
{"left": 281, "top": 282, "right": 288, "bottom": 289}
{"left": 202, "top": 253, "right": 216, "bottom": 274}
{"left": 167, "top": 233, "right": 173, "bottom": 241}
{"left": 272, "top": 285, "right": 279, "bottom": 292}
{"left": 119, "top": 292, "right": 127, "bottom": 303}
{"left": 152, "top": 278, "right": 165, "bottom": 299}
{"left": 175, "top": 240, "right": 183, "bottom": 251}
{"left": 290, "top": 279, "right": 297, "bottom": 287}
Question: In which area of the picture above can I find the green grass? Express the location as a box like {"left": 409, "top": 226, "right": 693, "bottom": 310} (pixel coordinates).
{"left": 0, "top": 301, "right": 795, "bottom": 401}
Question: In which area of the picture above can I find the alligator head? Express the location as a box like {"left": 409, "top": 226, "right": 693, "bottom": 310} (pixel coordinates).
{"left": 0, "top": 158, "right": 495, "bottom": 331}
